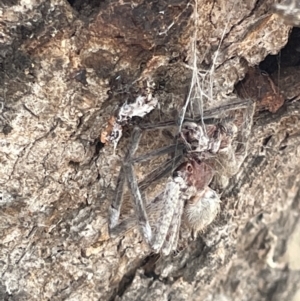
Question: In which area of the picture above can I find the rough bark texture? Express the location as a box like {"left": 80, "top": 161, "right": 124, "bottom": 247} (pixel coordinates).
{"left": 1, "top": 0, "right": 300, "bottom": 300}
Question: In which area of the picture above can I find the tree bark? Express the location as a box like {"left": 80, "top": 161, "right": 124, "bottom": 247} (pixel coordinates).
{"left": 1, "top": 0, "right": 300, "bottom": 300}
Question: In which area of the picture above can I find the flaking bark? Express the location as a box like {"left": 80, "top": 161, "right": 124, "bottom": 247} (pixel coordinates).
{"left": 1, "top": 1, "right": 300, "bottom": 301}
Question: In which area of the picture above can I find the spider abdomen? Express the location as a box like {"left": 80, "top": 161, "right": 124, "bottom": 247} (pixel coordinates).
{"left": 184, "top": 187, "right": 221, "bottom": 234}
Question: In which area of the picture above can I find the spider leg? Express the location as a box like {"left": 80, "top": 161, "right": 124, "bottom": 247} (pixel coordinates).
{"left": 160, "top": 195, "right": 184, "bottom": 256}
{"left": 109, "top": 178, "right": 184, "bottom": 251}
{"left": 139, "top": 98, "right": 251, "bottom": 130}
{"left": 150, "top": 179, "right": 181, "bottom": 252}
{"left": 221, "top": 101, "right": 255, "bottom": 180}
{"left": 123, "top": 126, "right": 152, "bottom": 243}
{"left": 109, "top": 128, "right": 184, "bottom": 239}
{"left": 108, "top": 126, "right": 145, "bottom": 234}
{"left": 139, "top": 120, "right": 178, "bottom": 130}
{"left": 109, "top": 177, "right": 182, "bottom": 241}
{"left": 138, "top": 152, "right": 183, "bottom": 192}
{"left": 109, "top": 153, "right": 184, "bottom": 241}
{"left": 124, "top": 163, "right": 152, "bottom": 243}
{"left": 108, "top": 165, "right": 126, "bottom": 229}
{"left": 211, "top": 102, "right": 255, "bottom": 189}
{"left": 133, "top": 143, "right": 185, "bottom": 163}
{"left": 187, "top": 98, "right": 252, "bottom": 123}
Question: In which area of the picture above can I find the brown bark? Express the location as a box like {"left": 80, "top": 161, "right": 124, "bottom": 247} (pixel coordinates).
{"left": 1, "top": 0, "right": 300, "bottom": 300}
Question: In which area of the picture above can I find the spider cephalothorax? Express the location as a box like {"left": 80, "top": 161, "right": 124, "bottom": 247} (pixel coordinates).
{"left": 180, "top": 122, "right": 209, "bottom": 152}
{"left": 181, "top": 121, "right": 235, "bottom": 155}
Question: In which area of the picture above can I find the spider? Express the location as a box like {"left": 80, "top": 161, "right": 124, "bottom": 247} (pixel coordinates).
{"left": 107, "top": 100, "right": 255, "bottom": 255}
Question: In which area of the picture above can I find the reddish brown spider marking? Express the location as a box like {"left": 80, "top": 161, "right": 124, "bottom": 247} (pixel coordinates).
{"left": 175, "top": 159, "right": 214, "bottom": 192}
